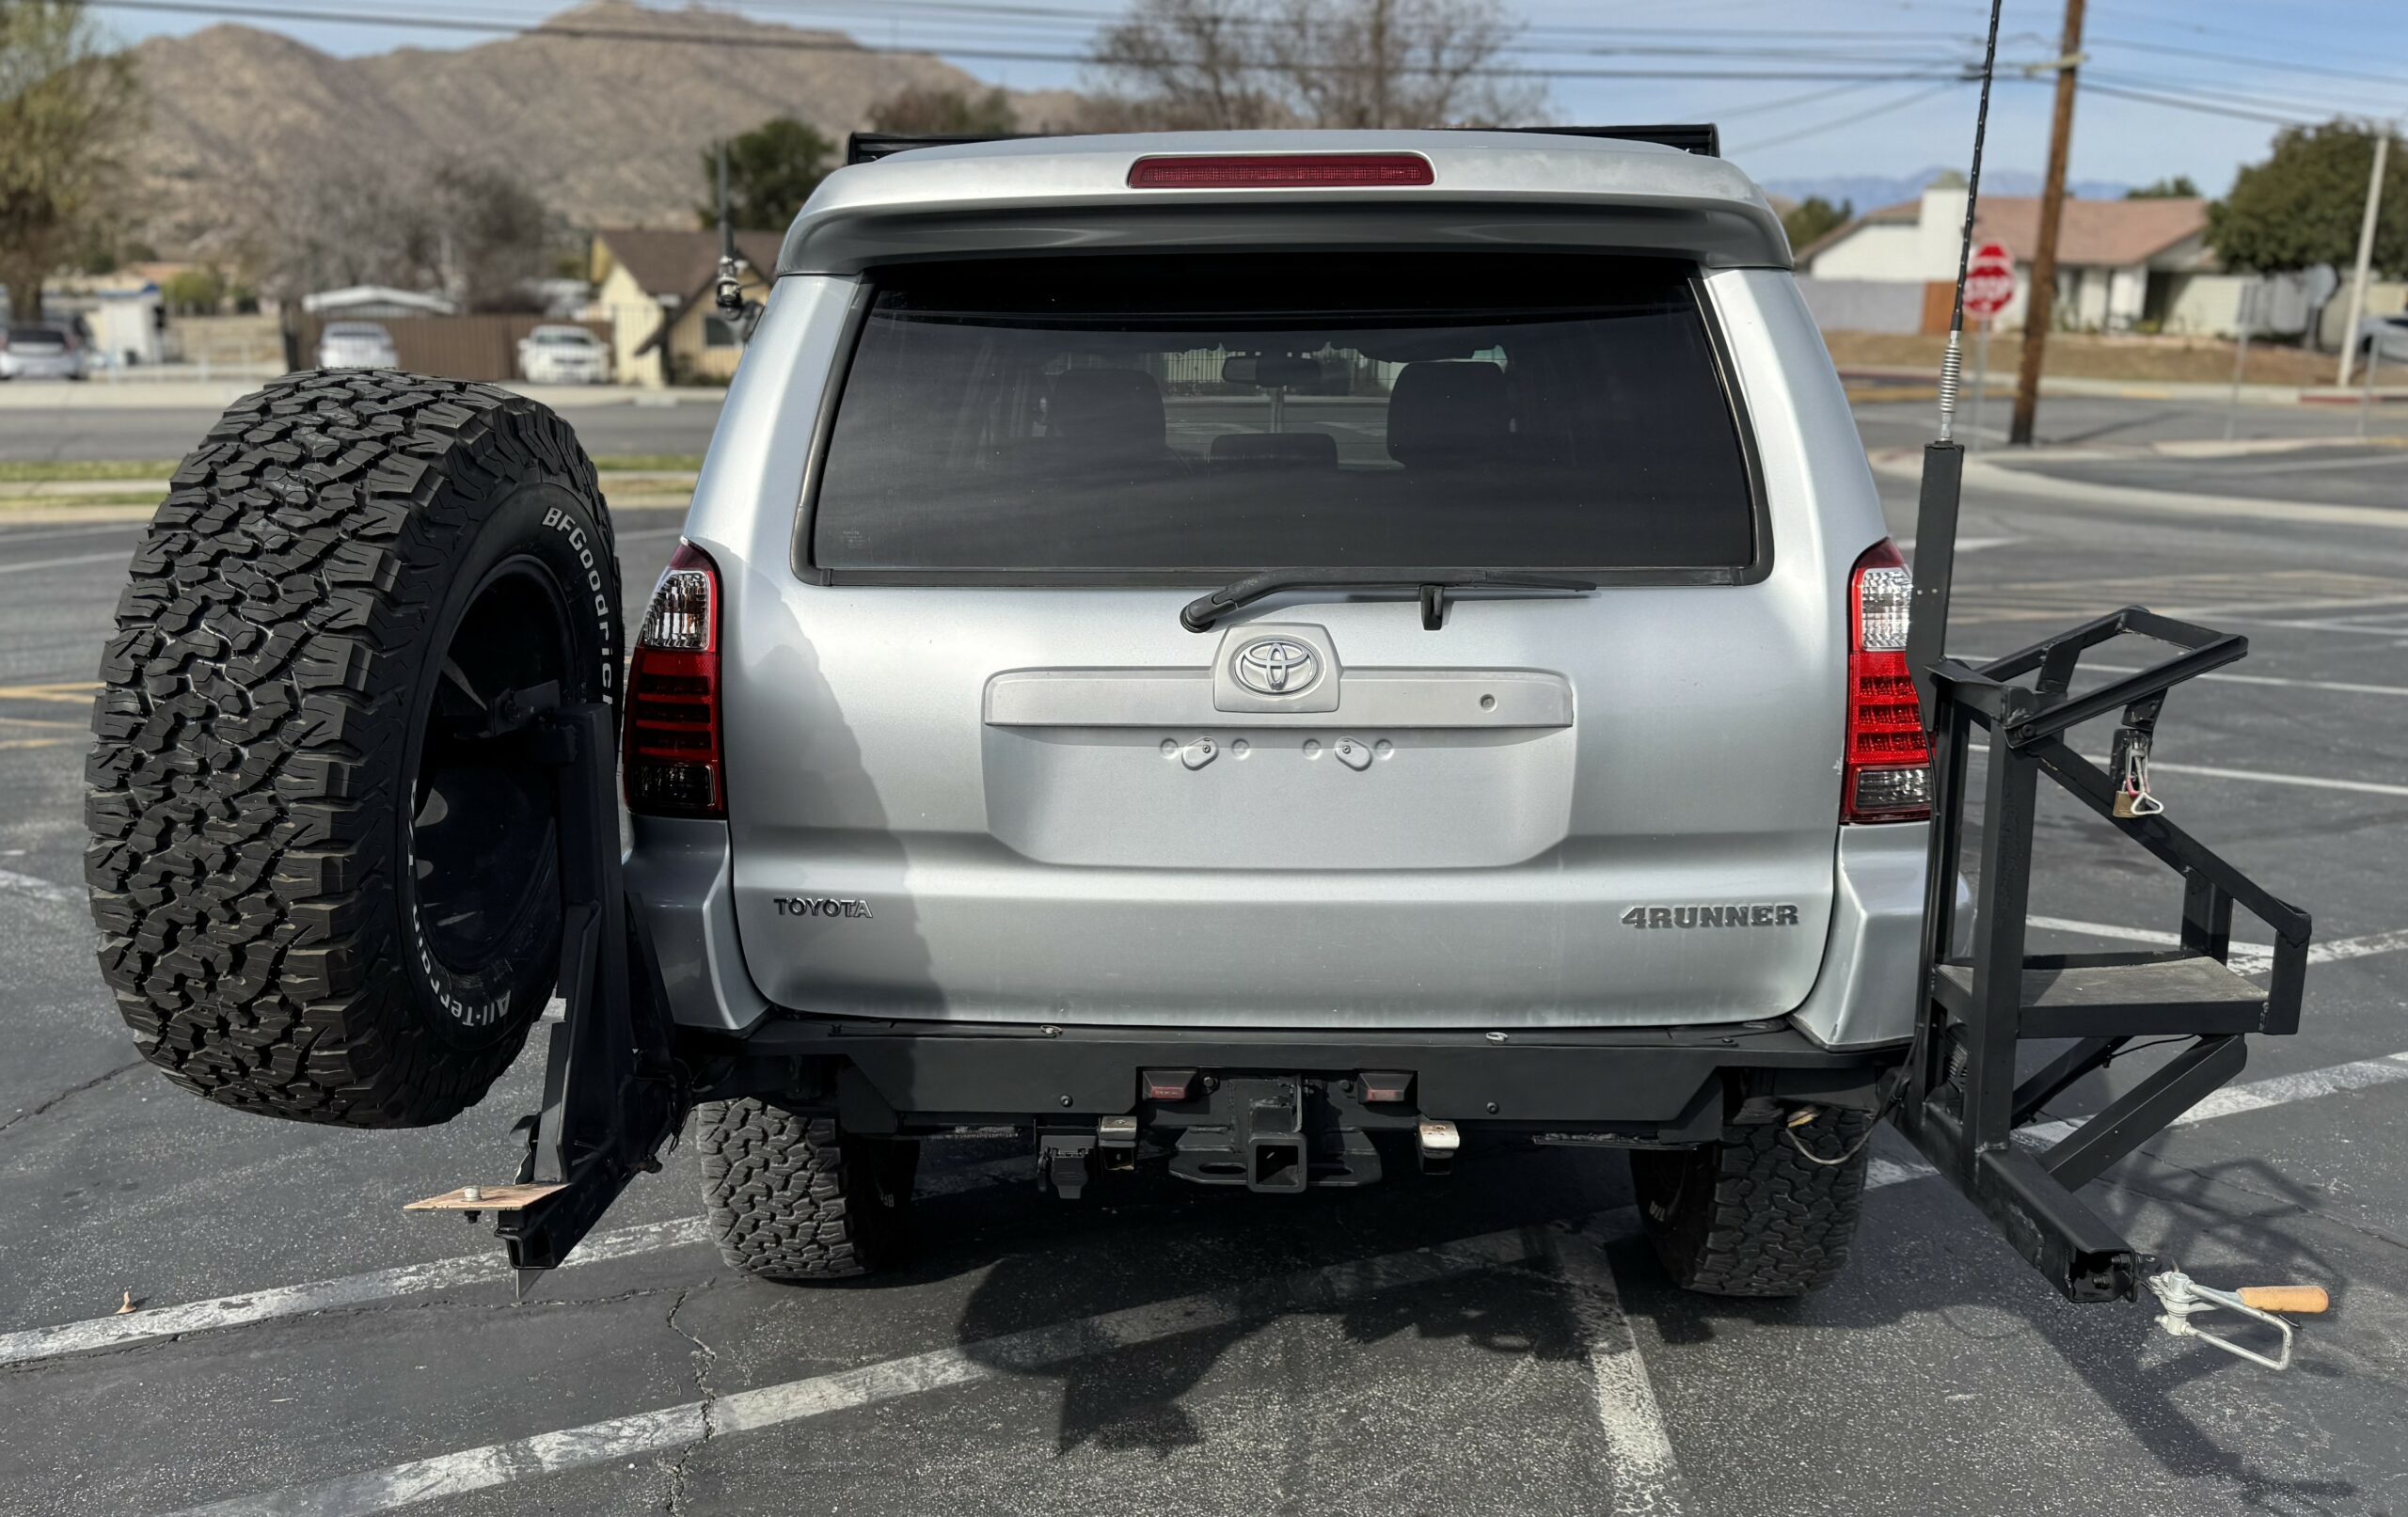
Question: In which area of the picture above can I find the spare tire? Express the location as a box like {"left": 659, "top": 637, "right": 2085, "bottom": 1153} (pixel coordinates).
{"left": 86, "top": 371, "right": 623, "bottom": 1128}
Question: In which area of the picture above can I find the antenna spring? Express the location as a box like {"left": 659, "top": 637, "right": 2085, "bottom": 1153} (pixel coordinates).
{"left": 1936, "top": 335, "right": 1964, "bottom": 441}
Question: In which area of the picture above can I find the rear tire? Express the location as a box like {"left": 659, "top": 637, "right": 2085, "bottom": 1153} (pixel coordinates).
{"left": 86, "top": 371, "right": 620, "bottom": 1128}
{"left": 697, "top": 1099, "right": 918, "bottom": 1281}
{"left": 1629, "top": 1109, "right": 1872, "bottom": 1297}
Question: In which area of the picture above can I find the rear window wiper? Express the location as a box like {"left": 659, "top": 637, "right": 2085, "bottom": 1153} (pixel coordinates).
{"left": 1180, "top": 569, "right": 1597, "bottom": 632}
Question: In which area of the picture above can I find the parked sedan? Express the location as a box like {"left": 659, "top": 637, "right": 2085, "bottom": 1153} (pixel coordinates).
{"left": 0, "top": 324, "right": 91, "bottom": 381}
{"left": 2357, "top": 314, "right": 2408, "bottom": 367}
{"left": 316, "top": 322, "right": 400, "bottom": 369}
{"left": 516, "top": 324, "right": 611, "bottom": 384}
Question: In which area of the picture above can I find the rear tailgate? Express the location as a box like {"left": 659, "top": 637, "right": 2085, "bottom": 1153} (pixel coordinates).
{"left": 715, "top": 249, "right": 1855, "bottom": 1030}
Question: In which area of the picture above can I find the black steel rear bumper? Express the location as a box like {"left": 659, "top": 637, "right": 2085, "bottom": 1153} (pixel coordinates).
{"left": 685, "top": 1013, "right": 1900, "bottom": 1144}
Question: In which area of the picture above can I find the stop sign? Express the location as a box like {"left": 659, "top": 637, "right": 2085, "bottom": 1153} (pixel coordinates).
{"left": 1964, "top": 241, "right": 2018, "bottom": 319}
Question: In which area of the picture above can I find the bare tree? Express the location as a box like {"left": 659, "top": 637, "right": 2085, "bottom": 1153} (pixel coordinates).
{"left": 1085, "top": 0, "right": 1540, "bottom": 132}
{"left": 869, "top": 85, "right": 1019, "bottom": 135}
{"left": 264, "top": 156, "right": 553, "bottom": 311}
{"left": 0, "top": 0, "right": 141, "bottom": 321}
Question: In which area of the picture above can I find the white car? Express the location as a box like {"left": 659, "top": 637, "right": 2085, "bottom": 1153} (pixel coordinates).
{"left": 2357, "top": 314, "right": 2408, "bottom": 367}
{"left": 0, "top": 324, "right": 91, "bottom": 381}
{"left": 516, "top": 324, "right": 611, "bottom": 384}
{"left": 316, "top": 322, "right": 399, "bottom": 369}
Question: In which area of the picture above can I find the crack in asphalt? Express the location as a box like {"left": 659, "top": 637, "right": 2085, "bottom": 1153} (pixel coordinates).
{"left": 664, "top": 1284, "right": 719, "bottom": 1515}
{"left": 0, "top": 1058, "right": 144, "bottom": 1139}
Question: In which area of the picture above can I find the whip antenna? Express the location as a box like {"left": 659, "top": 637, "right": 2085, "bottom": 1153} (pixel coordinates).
{"left": 1937, "top": 0, "right": 2007, "bottom": 444}
{"left": 1905, "top": 0, "right": 2008, "bottom": 720}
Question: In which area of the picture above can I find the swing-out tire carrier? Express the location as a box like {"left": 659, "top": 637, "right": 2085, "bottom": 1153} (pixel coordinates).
{"left": 1897, "top": 605, "right": 2313, "bottom": 1304}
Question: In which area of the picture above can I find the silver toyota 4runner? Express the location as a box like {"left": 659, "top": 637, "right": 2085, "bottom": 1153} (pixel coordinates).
{"left": 628, "top": 128, "right": 1926, "bottom": 1293}
{"left": 87, "top": 127, "right": 1929, "bottom": 1300}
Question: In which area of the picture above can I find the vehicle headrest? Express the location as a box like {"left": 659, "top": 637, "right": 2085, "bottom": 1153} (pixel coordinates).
{"left": 1047, "top": 368, "right": 1165, "bottom": 451}
{"left": 1386, "top": 361, "right": 1509, "bottom": 468}
{"left": 1209, "top": 431, "right": 1339, "bottom": 469}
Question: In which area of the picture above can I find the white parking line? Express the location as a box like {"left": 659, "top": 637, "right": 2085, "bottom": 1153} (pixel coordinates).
{"left": 1546, "top": 1226, "right": 1690, "bottom": 1515}
{"left": 164, "top": 1229, "right": 1544, "bottom": 1517}
{"left": 2148, "top": 760, "right": 2408, "bottom": 799}
{"left": 1963, "top": 745, "right": 2408, "bottom": 798}
{"left": 2026, "top": 917, "right": 2408, "bottom": 976}
{"left": 0, "top": 1153, "right": 1028, "bottom": 1367}
{"left": 0, "top": 866, "right": 79, "bottom": 908}
{"left": 0, "top": 548, "right": 128, "bottom": 576}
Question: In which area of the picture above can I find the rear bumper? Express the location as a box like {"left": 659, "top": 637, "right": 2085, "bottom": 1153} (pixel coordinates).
{"left": 684, "top": 1013, "right": 1898, "bottom": 1144}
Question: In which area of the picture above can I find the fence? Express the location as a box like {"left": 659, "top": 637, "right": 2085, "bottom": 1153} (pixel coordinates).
{"left": 285, "top": 313, "right": 613, "bottom": 383}
{"left": 1792, "top": 277, "right": 1931, "bottom": 336}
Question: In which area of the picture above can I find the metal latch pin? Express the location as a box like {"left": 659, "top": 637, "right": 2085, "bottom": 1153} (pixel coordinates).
{"left": 2147, "top": 1271, "right": 2329, "bottom": 1370}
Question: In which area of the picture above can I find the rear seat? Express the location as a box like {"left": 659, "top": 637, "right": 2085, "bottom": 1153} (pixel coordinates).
{"left": 1208, "top": 431, "right": 1339, "bottom": 469}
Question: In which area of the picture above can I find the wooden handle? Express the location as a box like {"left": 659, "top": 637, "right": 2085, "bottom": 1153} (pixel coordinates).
{"left": 2239, "top": 1286, "right": 2330, "bottom": 1315}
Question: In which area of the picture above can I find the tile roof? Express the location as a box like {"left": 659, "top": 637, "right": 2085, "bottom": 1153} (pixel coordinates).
{"left": 1803, "top": 194, "right": 2210, "bottom": 269}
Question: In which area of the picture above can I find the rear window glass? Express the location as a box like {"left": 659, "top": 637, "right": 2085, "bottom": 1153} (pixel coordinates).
{"left": 808, "top": 254, "right": 1755, "bottom": 577}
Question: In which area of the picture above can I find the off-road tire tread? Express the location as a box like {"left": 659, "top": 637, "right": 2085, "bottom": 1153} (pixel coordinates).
{"left": 697, "top": 1099, "right": 909, "bottom": 1280}
{"left": 1632, "top": 1111, "right": 1872, "bottom": 1297}
{"left": 85, "top": 370, "right": 612, "bottom": 1128}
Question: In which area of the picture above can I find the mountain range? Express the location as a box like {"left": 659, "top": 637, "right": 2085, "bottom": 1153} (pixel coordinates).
{"left": 1758, "top": 168, "right": 2136, "bottom": 213}
{"left": 122, "top": 0, "right": 1079, "bottom": 261}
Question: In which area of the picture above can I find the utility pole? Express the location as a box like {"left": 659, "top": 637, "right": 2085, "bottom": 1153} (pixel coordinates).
{"left": 2009, "top": 0, "right": 2086, "bottom": 447}
{"left": 2336, "top": 125, "right": 2392, "bottom": 389}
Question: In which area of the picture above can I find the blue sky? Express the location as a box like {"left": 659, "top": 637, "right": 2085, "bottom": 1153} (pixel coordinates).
{"left": 90, "top": 0, "right": 2408, "bottom": 197}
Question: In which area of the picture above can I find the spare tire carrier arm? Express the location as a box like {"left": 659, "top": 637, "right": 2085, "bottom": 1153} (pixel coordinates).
{"left": 407, "top": 693, "right": 694, "bottom": 1297}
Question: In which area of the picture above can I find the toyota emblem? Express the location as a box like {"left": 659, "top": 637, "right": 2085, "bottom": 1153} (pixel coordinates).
{"left": 1232, "top": 637, "right": 1320, "bottom": 695}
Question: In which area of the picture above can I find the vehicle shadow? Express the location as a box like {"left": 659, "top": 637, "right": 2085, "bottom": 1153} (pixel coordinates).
{"left": 919, "top": 1141, "right": 2368, "bottom": 1505}
{"left": 1630, "top": 1147, "right": 2362, "bottom": 1515}
{"left": 934, "top": 1143, "right": 1609, "bottom": 1457}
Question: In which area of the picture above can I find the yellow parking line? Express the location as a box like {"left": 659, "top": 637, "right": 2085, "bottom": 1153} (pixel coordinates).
{"left": 0, "top": 715, "right": 82, "bottom": 730}
{"left": 0, "top": 737, "right": 70, "bottom": 751}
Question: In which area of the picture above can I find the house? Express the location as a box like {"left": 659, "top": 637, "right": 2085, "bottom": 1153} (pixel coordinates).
{"left": 1796, "top": 180, "right": 2298, "bottom": 338}
{"left": 587, "top": 228, "right": 780, "bottom": 388}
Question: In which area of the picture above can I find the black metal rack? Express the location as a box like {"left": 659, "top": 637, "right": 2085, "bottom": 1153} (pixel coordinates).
{"left": 1895, "top": 605, "right": 2313, "bottom": 1302}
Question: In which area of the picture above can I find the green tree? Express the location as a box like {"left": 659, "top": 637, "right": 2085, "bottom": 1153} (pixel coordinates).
{"left": 160, "top": 263, "right": 225, "bottom": 314}
{"left": 698, "top": 117, "right": 835, "bottom": 231}
{"left": 2125, "top": 174, "right": 2200, "bottom": 199}
{"left": 1781, "top": 195, "right": 1852, "bottom": 253}
{"left": 2208, "top": 120, "right": 2408, "bottom": 275}
{"left": 869, "top": 85, "right": 1018, "bottom": 135}
{"left": 0, "top": 0, "right": 142, "bottom": 322}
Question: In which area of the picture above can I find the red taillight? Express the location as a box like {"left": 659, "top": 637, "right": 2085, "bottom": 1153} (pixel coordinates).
{"left": 625, "top": 542, "right": 723, "bottom": 818}
{"left": 1844, "top": 539, "right": 1931, "bottom": 823}
{"left": 1126, "top": 152, "right": 1434, "bottom": 189}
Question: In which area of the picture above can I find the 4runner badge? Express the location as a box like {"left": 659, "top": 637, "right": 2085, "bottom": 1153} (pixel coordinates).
{"left": 1623, "top": 904, "right": 1799, "bottom": 929}
{"left": 1231, "top": 637, "right": 1320, "bottom": 696}
{"left": 772, "top": 896, "right": 873, "bottom": 919}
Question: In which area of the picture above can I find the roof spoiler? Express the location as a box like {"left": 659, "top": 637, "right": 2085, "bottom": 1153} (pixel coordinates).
{"left": 848, "top": 124, "right": 1719, "bottom": 166}
{"left": 848, "top": 132, "right": 1030, "bottom": 165}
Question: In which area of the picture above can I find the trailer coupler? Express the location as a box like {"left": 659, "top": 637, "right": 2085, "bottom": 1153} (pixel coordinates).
{"left": 2147, "top": 1272, "right": 2331, "bottom": 1371}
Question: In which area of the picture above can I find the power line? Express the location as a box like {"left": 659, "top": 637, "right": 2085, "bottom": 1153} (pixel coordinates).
{"left": 2089, "top": 32, "right": 2408, "bottom": 94}
{"left": 2071, "top": 78, "right": 2314, "bottom": 128}
{"left": 86, "top": 0, "right": 1985, "bottom": 82}
{"left": 1730, "top": 80, "right": 1964, "bottom": 154}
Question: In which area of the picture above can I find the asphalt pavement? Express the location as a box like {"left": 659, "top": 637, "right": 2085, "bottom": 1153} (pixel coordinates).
{"left": 3, "top": 391, "right": 2406, "bottom": 1515}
